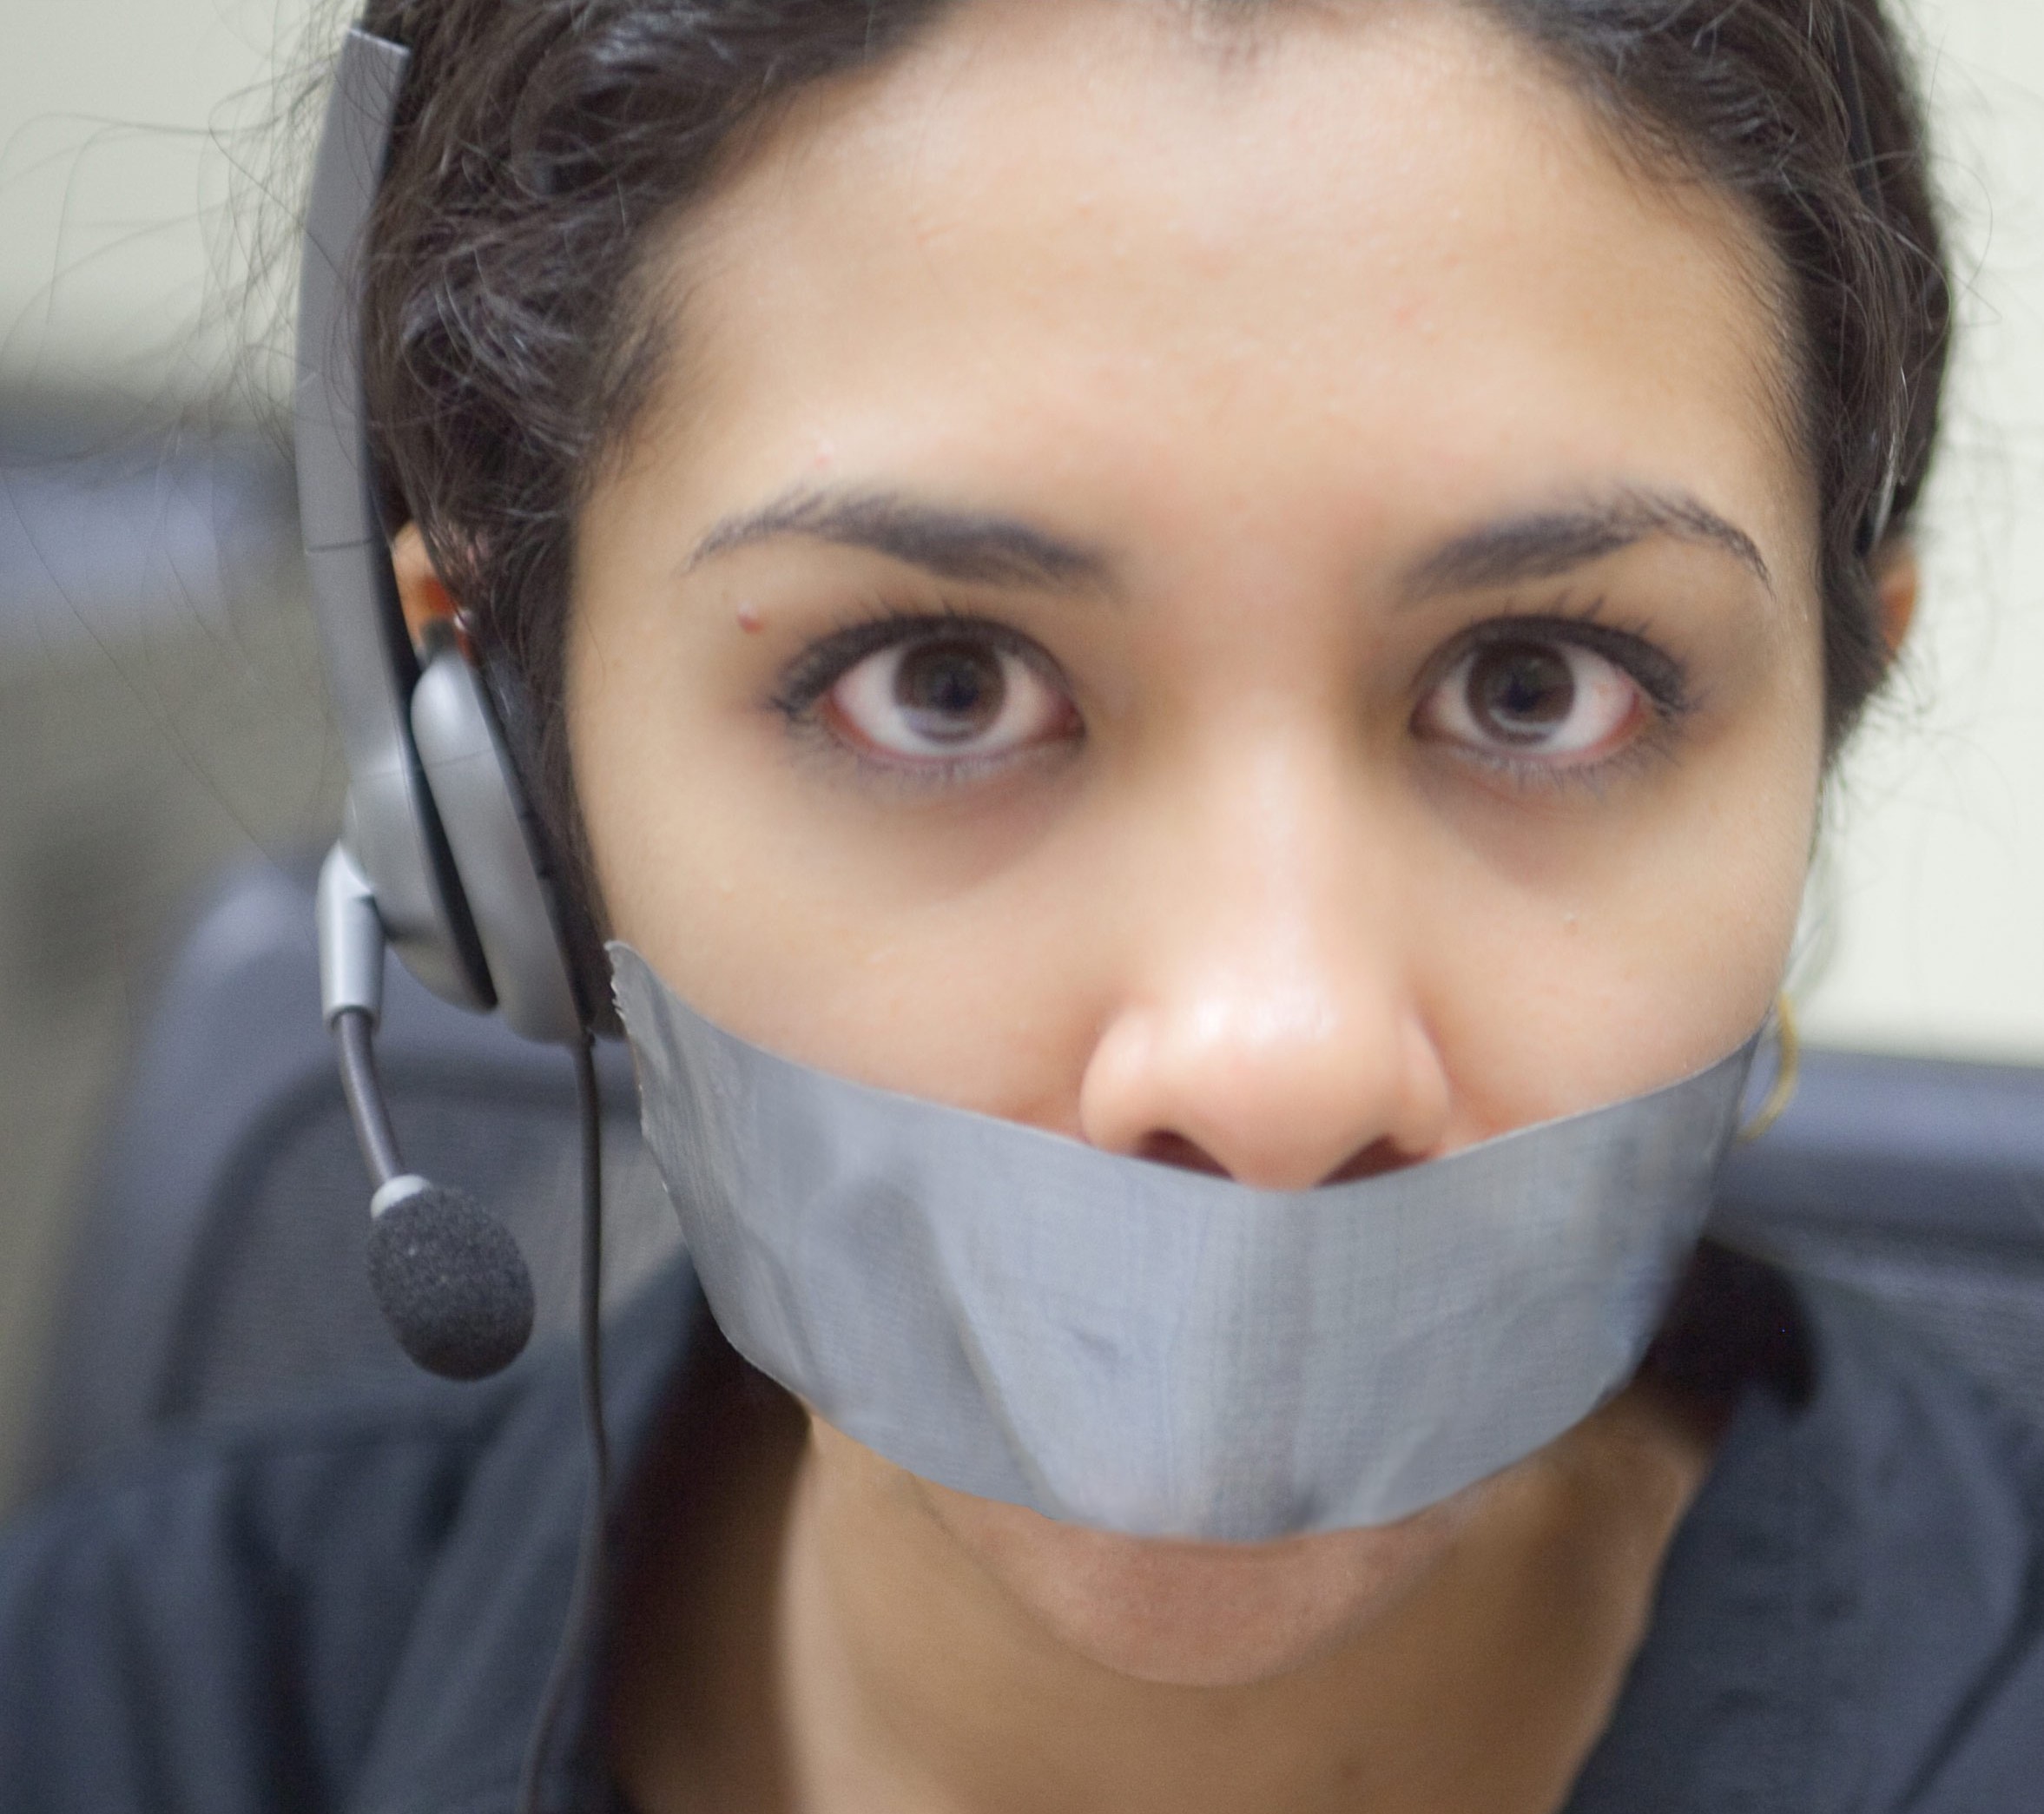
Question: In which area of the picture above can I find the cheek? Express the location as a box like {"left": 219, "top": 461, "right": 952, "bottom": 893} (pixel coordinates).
{"left": 570, "top": 593, "right": 841, "bottom": 1005}
{"left": 1417, "top": 656, "right": 1823, "bottom": 1133}
{"left": 570, "top": 589, "right": 1106, "bottom": 1115}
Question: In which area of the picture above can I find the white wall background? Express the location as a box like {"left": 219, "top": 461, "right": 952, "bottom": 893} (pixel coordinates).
{"left": 0, "top": 0, "right": 322, "bottom": 407}
{"left": 3, "top": 0, "right": 2042, "bottom": 1059}
{"left": 1796, "top": 3, "right": 2044, "bottom": 1059}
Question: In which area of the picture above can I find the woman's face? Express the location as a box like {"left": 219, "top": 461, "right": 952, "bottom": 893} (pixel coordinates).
{"left": 569, "top": 0, "right": 1825, "bottom": 1681}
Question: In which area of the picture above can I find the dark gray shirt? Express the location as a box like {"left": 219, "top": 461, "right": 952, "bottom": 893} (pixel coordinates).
{"left": 3, "top": 1251, "right": 2041, "bottom": 1814}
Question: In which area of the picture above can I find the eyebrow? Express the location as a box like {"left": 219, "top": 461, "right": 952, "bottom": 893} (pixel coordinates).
{"left": 689, "top": 487, "right": 1112, "bottom": 591}
{"left": 690, "top": 480, "right": 1770, "bottom": 604}
{"left": 1399, "top": 490, "right": 1772, "bottom": 604}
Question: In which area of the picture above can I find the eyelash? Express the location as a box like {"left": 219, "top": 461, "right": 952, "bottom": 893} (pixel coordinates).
{"left": 766, "top": 597, "right": 1696, "bottom": 790}
{"left": 768, "top": 603, "right": 1058, "bottom": 711}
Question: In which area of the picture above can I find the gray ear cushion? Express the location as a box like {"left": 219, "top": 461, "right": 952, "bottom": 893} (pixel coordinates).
{"left": 411, "top": 647, "right": 583, "bottom": 1044}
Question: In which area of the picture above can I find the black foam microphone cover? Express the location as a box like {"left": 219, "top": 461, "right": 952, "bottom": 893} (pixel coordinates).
{"left": 366, "top": 1185, "right": 537, "bottom": 1381}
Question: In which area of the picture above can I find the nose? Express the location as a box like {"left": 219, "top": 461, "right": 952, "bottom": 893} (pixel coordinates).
{"left": 1076, "top": 750, "right": 1451, "bottom": 1192}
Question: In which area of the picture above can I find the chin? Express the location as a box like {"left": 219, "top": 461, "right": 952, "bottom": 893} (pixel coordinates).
{"left": 914, "top": 1474, "right": 1477, "bottom": 1688}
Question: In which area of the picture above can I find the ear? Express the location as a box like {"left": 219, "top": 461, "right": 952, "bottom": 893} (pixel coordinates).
{"left": 1870, "top": 537, "right": 1920, "bottom": 662}
{"left": 390, "top": 523, "right": 461, "bottom": 656}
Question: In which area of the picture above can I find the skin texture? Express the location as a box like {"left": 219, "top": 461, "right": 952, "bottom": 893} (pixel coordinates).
{"left": 391, "top": 1, "right": 1917, "bottom": 1808}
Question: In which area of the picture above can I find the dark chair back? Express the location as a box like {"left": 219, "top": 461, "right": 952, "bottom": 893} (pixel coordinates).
{"left": 1716, "top": 1049, "right": 2044, "bottom": 1422}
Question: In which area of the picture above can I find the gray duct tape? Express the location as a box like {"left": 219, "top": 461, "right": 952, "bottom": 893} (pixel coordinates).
{"left": 612, "top": 944, "right": 1754, "bottom": 1541}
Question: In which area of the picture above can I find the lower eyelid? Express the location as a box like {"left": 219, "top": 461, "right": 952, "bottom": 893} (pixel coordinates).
{"left": 1441, "top": 705, "right": 1679, "bottom": 796}
{"left": 797, "top": 722, "right": 1084, "bottom": 796}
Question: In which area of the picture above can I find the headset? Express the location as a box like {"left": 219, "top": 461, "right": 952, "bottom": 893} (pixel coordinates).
{"left": 299, "top": 39, "right": 610, "bottom": 1803}
{"left": 299, "top": 26, "right": 590, "bottom": 1386}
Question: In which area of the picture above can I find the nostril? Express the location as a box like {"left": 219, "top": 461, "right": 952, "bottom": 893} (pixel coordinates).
{"left": 1322, "top": 1137, "right": 1421, "bottom": 1186}
{"left": 1134, "top": 1131, "right": 1231, "bottom": 1177}
{"left": 1133, "top": 1131, "right": 1420, "bottom": 1186}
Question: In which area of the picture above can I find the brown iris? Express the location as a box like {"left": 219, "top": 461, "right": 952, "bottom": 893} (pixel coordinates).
{"left": 893, "top": 639, "right": 1008, "bottom": 745}
{"left": 1465, "top": 643, "right": 1577, "bottom": 746}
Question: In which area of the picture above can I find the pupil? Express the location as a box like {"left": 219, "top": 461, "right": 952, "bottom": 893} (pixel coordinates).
{"left": 895, "top": 640, "right": 1006, "bottom": 743}
{"left": 1469, "top": 643, "right": 1574, "bottom": 744}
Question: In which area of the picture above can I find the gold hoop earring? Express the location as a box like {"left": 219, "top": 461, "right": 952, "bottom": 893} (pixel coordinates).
{"left": 1738, "top": 993, "right": 1801, "bottom": 1144}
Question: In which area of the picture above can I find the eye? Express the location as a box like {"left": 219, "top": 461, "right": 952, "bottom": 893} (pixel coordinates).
{"left": 822, "top": 632, "right": 1077, "bottom": 764}
{"left": 1417, "top": 636, "right": 1646, "bottom": 766}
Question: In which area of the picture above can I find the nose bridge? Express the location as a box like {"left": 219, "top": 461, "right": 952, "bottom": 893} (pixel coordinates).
{"left": 1078, "top": 727, "right": 1450, "bottom": 1189}
{"left": 1175, "top": 729, "right": 1368, "bottom": 997}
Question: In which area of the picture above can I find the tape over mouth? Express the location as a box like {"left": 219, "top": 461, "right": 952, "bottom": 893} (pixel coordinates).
{"left": 610, "top": 942, "right": 1757, "bottom": 1541}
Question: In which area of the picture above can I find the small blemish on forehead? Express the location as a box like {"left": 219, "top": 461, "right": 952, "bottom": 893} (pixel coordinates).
{"left": 736, "top": 600, "right": 765, "bottom": 634}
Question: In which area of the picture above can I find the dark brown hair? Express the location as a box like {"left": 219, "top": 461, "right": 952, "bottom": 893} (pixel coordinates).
{"left": 353, "top": 0, "right": 1950, "bottom": 852}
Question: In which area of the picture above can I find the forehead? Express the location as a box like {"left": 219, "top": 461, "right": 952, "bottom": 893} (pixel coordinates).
{"left": 629, "top": 0, "right": 1808, "bottom": 576}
